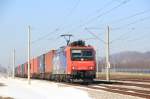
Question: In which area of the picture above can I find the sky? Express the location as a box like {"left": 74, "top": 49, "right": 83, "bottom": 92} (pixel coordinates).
{"left": 0, "top": 0, "right": 150, "bottom": 67}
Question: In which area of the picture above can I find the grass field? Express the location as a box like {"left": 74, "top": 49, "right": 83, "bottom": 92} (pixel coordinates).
{"left": 96, "top": 72, "right": 150, "bottom": 81}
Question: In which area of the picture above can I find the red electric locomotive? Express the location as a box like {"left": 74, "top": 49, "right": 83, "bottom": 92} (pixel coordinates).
{"left": 52, "top": 40, "right": 96, "bottom": 82}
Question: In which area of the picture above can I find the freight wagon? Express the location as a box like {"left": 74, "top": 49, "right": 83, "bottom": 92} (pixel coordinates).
{"left": 45, "top": 50, "right": 55, "bottom": 79}
{"left": 18, "top": 65, "right": 21, "bottom": 77}
{"left": 38, "top": 54, "right": 45, "bottom": 79}
{"left": 33, "top": 57, "right": 39, "bottom": 78}
{"left": 24, "top": 62, "right": 28, "bottom": 78}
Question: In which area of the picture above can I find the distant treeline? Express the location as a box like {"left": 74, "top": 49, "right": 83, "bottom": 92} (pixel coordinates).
{"left": 98, "top": 51, "right": 150, "bottom": 73}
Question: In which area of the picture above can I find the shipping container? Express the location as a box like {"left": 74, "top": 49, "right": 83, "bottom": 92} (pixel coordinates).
{"left": 21, "top": 64, "right": 24, "bottom": 77}
{"left": 33, "top": 57, "right": 39, "bottom": 74}
{"left": 30, "top": 59, "right": 34, "bottom": 75}
{"left": 15, "top": 67, "right": 18, "bottom": 76}
{"left": 38, "top": 54, "right": 45, "bottom": 74}
{"left": 24, "top": 62, "right": 28, "bottom": 76}
{"left": 18, "top": 65, "right": 21, "bottom": 76}
{"left": 52, "top": 47, "right": 67, "bottom": 74}
{"left": 45, "top": 50, "right": 55, "bottom": 73}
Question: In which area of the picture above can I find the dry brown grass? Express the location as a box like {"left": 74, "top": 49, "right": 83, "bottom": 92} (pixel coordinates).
{"left": 96, "top": 72, "right": 150, "bottom": 81}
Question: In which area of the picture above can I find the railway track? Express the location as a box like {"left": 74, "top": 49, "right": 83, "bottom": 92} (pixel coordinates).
{"left": 60, "top": 80, "right": 150, "bottom": 99}
{"left": 120, "top": 79, "right": 150, "bottom": 83}
{"left": 16, "top": 77, "right": 150, "bottom": 98}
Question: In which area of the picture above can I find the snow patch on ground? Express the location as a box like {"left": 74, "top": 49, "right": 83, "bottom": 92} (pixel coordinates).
{"left": 0, "top": 77, "right": 91, "bottom": 99}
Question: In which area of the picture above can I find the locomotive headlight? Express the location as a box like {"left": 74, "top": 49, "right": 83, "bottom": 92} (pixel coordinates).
{"left": 72, "top": 66, "right": 75, "bottom": 70}
{"left": 89, "top": 66, "right": 93, "bottom": 70}
{"left": 90, "top": 66, "right": 93, "bottom": 69}
{"left": 81, "top": 58, "right": 84, "bottom": 61}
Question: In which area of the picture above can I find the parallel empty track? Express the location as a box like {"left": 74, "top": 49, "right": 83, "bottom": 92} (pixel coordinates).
{"left": 61, "top": 80, "right": 150, "bottom": 99}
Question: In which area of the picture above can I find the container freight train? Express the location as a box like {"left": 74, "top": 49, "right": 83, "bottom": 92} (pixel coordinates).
{"left": 15, "top": 40, "right": 96, "bottom": 82}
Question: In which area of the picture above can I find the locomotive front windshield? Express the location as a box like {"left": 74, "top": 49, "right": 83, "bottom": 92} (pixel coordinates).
{"left": 71, "top": 49, "right": 94, "bottom": 61}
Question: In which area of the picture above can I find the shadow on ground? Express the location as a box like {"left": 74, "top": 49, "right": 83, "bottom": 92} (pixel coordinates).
{"left": 90, "top": 80, "right": 122, "bottom": 85}
{"left": 71, "top": 80, "right": 124, "bottom": 85}
{"left": 0, "top": 83, "right": 6, "bottom": 86}
{"left": 0, "top": 96, "right": 14, "bottom": 99}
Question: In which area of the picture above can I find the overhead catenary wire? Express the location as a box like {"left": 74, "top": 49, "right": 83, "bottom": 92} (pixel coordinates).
{"left": 101, "top": 16, "right": 150, "bottom": 43}
{"left": 107, "top": 15, "right": 150, "bottom": 44}
{"left": 85, "top": 27, "right": 128, "bottom": 45}
{"left": 102, "top": 16, "right": 150, "bottom": 43}
{"left": 84, "top": 0, "right": 131, "bottom": 25}
{"left": 115, "top": 16, "right": 150, "bottom": 29}
{"left": 110, "top": 29, "right": 135, "bottom": 43}
{"left": 85, "top": 25, "right": 147, "bottom": 45}
{"left": 62, "top": 0, "right": 116, "bottom": 31}
{"left": 66, "top": 0, "right": 118, "bottom": 32}
{"left": 110, "top": 32, "right": 150, "bottom": 52}
{"left": 93, "top": 0, "right": 117, "bottom": 14}
{"left": 84, "top": 14, "right": 150, "bottom": 44}
{"left": 110, "top": 9, "right": 150, "bottom": 24}
{"left": 123, "top": 32, "right": 150, "bottom": 42}
{"left": 85, "top": 27, "right": 135, "bottom": 44}
{"left": 66, "top": 0, "right": 80, "bottom": 17}
{"left": 58, "top": 0, "right": 81, "bottom": 31}
{"left": 31, "top": 0, "right": 81, "bottom": 44}
{"left": 82, "top": 37, "right": 98, "bottom": 41}
{"left": 108, "top": 10, "right": 150, "bottom": 43}
{"left": 31, "top": 28, "right": 59, "bottom": 44}
{"left": 47, "top": 36, "right": 61, "bottom": 41}
{"left": 85, "top": 27, "right": 106, "bottom": 43}
{"left": 109, "top": 31, "right": 150, "bottom": 52}
{"left": 30, "top": 0, "right": 128, "bottom": 44}
{"left": 68, "top": 0, "right": 131, "bottom": 32}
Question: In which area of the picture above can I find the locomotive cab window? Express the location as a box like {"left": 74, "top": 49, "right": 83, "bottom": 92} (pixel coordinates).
{"left": 71, "top": 49, "right": 94, "bottom": 61}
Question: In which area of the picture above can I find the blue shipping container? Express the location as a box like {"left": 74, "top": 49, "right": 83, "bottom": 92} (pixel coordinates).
{"left": 38, "top": 54, "right": 45, "bottom": 74}
{"left": 52, "top": 47, "right": 67, "bottom": 74}
{"left": 21, "top": 64, "right": 24, "bottom": 76}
